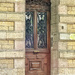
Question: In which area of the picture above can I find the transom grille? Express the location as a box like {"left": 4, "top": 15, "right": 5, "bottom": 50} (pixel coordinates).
{"left": 26, "top": 0, "right": 51, "bottom": 11}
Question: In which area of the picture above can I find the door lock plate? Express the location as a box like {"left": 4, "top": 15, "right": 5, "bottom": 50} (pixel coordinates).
{"left": 33, "top": 50, "right": 39, "bottom": 54}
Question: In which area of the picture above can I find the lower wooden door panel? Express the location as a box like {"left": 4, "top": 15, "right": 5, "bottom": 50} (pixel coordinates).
{"left": 25, "top": 53, "right": 50, "bottom": 75}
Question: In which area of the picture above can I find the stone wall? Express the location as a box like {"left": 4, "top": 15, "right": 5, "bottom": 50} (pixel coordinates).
{"left": 0, "top": 0, "right": 75, "bottom": 75}
{"left": 51, "top": 0, "right": 75, "bottom": 75}
{"left": 58, "top": 0, "right": 75, "bottom": 75}
{"left": 0, "top": 0, "right": 25, "bottom": 75}
{"left": 51, "top": 0, "right": 59, "bottom": 75}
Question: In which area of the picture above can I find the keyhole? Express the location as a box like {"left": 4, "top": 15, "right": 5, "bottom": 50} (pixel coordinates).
{"left": 62, "top": 26, "right": 64, "bottom": 29}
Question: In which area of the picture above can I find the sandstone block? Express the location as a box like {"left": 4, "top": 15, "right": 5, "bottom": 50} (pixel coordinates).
{"left": 7, "top": 7, "right": 14, "bottom": 12}
{"left": 0, "top": 7, "right": 7, "bottom": 12}
{"left": 15, "top": 22, "right": 25, "bottom": 31}
{"left": 0, "top": 51, "right": 24, "bottom": 58}
{"left": 60, "top": 16, "right": 75, "bottom": 23}
{"left": 67, "top": 24, "right": 75, "bottom": 33}
{"left": 7, "top": 32, "right": 24, "bottom": 39}
{"left": 15, "top": 40, "right": 25, "bottom": 50}
{"left": 9, "top": 40, "right": 14, "bottom": 44}
{"left": 0, "top": 22, "right": 14, "bottom": 31}
{"left": 8, "top": 64, "right": 13, "bottom": 68}
{"left": 14, "top": 59, "right": 25, "bottom": 68}
{"left": 60, "top": 0, "right": 75, "bottom": 6}
{"left": 58, "top": 68, "right": 75, "bottom": 75}
{"left": 58, "top": 59, "right": 68, "bottom": 67}
{"left": 58, "top": 5, "right": 67, "bottom": 14}
{"left": 0, "top": 59, "right": 13, "bottom": 64}
{"left": 6, "top": 0, "right": 25, "bottom": 3}
{"left": 0, "top": 0, "right": 25, "bottom": 3}
{"left": 59, "top": 23, "right": 67, "bottom": 32}
{"left": 68, "top": 7, "right": 75, "bottom": 14}
{"left": 51, "top": 6, "right": 56, "bottom": 15}
{"left": 0, "top": 13, "right": 25, "bottom": 21}
{"left": 0, "top": 69, "right": 17, "bottom": 75}
{"left": 51, "top": 15, "right": 56, "bottom": 24}
{"left": 58, "top": 42, "right": 67, "bottom": 50}
{"left": 0, "top": 3, "right": 14, "bottom": 7}
{"left": 0, "top": 32, "right": 6, "bottom": 39}
{"left": 0, "top": 3, "right": 14, "bottom": 12}
{"left": 0, "top": 13, "right": 6, "bottom": 20}
{"left": 51, "top": 51, "right": 58, "bottom": 68}
{"left": 67, "top": 42, "right": 75, "bottom": 50}
{"left": 67, "top": 45, "right": 73, "bottom": 50}
{"left": 15, "top": 2, "right": 25, "bottom": 12}
{"left": 2, "top": 44, "right": 14, "bottom": 49}
{"left": 70, "top": 34, "right": 75, "bottom": 40}
{"left": 58, "top": 59, "right": 75, "bottom": 68}
{"left": 17, "top": 69, "right": 25, "bottom": 75}
{"left": 7, "top": 13, "right": 25, "bottom": 21}
{"left": 0, "top": 26, "right": 8, "bottom": 31}
{"left": 67, "top": 60, "right": 74, "bottom": 67}
{"left": 0, "top": 40, "right": 14, "bottom": 50}
{"left": 51, "top": 68, "right": 58, "bottom": 75}
{"left": 68, "top": 42, "right": 75, "bottom": 45}
{"left": 60, "top": 52, "right": 75, "bottom": 58}
{"left": 68, "top": 11, "right": 75, "bottom": 14}
{"left": 0, "top": 22, "right": 14, "bottom": 26}
{"left": 0, "top": 59, "right": 14, "bottom": 69}
{"left": 60, "top": 34, "right": 70, "bottom": 40}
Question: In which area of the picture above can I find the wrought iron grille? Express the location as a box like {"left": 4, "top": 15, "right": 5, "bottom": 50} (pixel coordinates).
{"left": 37, "top": 12, "right": 47, "bottom": 48}
{"left": 26, "top": 0, "right": 51, "bottom": 6}
{"left": 26, "top": 0, "right": 51, "bottom": 11}
{"left": 25, "top": 12, "right": 34, "bottom": 48}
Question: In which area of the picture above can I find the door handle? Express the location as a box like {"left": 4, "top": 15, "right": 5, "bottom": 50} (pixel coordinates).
{"left": 33, "top": 50, "right": 39, "bottom": 54}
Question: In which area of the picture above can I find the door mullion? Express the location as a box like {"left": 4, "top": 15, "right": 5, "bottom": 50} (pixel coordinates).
{"left": 34, "top": 10, "right": 38, "bottom": 49}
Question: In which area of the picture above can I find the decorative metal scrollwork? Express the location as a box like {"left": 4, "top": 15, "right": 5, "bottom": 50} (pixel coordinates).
{"left": 26, "top": 0, "right": 51, "bottom": 11}
{"left": 26, "top": 0, "right": 51, "bottom": 6}
{"left": 25, "top": 12, "right": 34, "bottom": 48}
{"left": 37, "top": 12, "right": 47, "bottom": 48}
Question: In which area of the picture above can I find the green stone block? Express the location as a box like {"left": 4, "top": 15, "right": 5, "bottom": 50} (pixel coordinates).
{"left": 70, "top": 34, "right": 75, "bottom": 40}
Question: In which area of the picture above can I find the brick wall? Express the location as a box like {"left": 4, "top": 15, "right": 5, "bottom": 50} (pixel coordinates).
{"left": 51, "top": 0, "right": 75, "bottom": 75}
{"left": 0, "top": 0, "right": 25, "bottom": 75}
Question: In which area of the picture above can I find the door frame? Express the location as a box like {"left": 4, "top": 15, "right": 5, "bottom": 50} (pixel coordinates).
{"left": 25, "top": 0, "right": 51, "bottom": 75}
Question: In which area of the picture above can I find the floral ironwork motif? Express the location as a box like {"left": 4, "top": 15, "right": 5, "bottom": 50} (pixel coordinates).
{"left": 25, "top": 12, "right": 34, "bottom": 48}
{"left": 25, "top": 12, "right": 47, "bottom": 48}
{"left": 26, "top": 0, "right": 51, "bottom": 11}
{"left": 26, "top": 0, "right": 51, "bottom": 6}
{"left": 37, "top": 12, "right": 47, "bottom": 48}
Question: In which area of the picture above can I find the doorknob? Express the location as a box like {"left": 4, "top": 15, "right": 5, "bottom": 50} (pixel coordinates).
{"left": 33, "top": 50, "right": 39, "bottom": 54}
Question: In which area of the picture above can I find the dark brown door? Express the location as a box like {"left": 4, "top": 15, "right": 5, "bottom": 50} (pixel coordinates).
{"left": 25, "top": 1, "right": 50, "bottom": 75}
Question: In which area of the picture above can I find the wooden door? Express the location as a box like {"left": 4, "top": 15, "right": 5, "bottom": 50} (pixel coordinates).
{"left": 25, "top": 1, "right": 51, "bottom": 74}
{"left": 25, "top": 11, "right": 50, "bottom": 75}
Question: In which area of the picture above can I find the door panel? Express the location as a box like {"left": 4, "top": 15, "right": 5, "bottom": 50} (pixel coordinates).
{"left": 25, "top": 53, "right": 50, "bottom": 75}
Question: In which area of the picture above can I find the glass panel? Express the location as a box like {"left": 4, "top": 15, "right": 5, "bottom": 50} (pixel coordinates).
{"left": 37, "top": 12, "right": 47, "bottom": 48}
{"left": 25, "top": 12, "right": 34, "bottom": 48}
